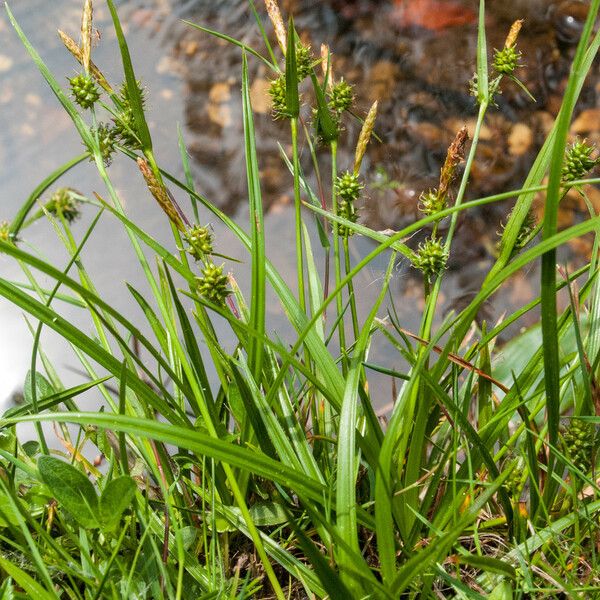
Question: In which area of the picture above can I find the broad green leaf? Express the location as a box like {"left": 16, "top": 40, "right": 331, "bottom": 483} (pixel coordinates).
{"left": 99, "top": 476, "right": 137, "bottom": 530}
{"left": 489, "top": 580, "right": 514, "bottom": 600}
{"left": 0, "top": 493, "right": 21, "bottom": 528}
{"left": 38, "top": 456, "right": 98, "bottom": 528}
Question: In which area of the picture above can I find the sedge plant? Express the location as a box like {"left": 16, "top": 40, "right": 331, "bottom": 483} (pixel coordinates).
{"left": 1, "top": 0, "right": 600, "bottom": 598}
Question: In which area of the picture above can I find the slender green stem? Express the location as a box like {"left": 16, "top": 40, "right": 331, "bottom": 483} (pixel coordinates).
{"left": 343, "top": 236, "right": 359, "bottom": 342}
{"left": 330, "top": 140, "right": 347, "bottom": 373}
{"left": 291, "top": 117, "right": 305, "bottom": 311}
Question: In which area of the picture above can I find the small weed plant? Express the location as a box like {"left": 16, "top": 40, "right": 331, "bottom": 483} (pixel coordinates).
{"left": 1, "top": 0, "right": 600, "bottom": 597}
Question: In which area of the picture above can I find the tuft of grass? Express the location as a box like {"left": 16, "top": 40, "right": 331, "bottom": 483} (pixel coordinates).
{"left": 1, "top": 0, "right": 600, "bottom": 598}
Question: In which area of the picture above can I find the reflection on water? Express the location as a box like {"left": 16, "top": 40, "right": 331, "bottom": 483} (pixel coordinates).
{"left": 1, "top": 0, "right": 598, "bottom": 413}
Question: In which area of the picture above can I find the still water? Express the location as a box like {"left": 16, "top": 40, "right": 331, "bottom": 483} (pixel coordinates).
{"left": 1, "top": 0, "right": 596, "bottom": 414}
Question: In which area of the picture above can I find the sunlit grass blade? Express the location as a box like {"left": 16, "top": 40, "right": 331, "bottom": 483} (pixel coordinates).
{"left": 1, "top": 412, "right": 328, "bottom": 504}
{"left": 106, "top": 0, "right": 152, "bottom": 152}
{"left": 241, "top": 52, "right": 266, "bottom": 382}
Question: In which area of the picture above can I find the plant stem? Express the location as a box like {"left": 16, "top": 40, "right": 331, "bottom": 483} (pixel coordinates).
{"left": 343, "top": 236, "right": 360, "bottom": 342}
{"left": 291, "top": 117, "right": 305, "bottom": 311}
{"left": 330, "top": 140, "right": 347, "bottom": 373}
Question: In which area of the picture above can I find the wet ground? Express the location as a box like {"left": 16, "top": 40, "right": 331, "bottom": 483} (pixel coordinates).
{"left": 1, "top": 0, "right": 599, "bottom": 414}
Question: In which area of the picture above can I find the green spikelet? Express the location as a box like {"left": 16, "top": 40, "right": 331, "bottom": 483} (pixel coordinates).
{"left": 112, "top": 81, "right": 146, "bottom": 149}
{"left": 493, "top": 46, "right": 522, "bottom": 76}
{"left": 184, "top": 225, "right": 213, "bottom": 261}
{"left": 502, "top": 457, "right": 527, "bottom": 500}
{"left": 296, "top": 43, "right": 313, "bottom": 79}
{"left": 562, "top": 139, "right": 598, "bottom": 183}
{"left": 335, "top": 171, "right": 362, "bottom": 202}
{"left": 0, "top": 221, "right": 11, "bottom": 243}
{"left": 328, "top": 79, "right": 354, "bottom": 114}
{"left": 89, "top": 123, "right": 117, "bottom": 166}
{"left": 69, "top": 74, "right": 100, "bottom": 109}
{"left": 196, "top": 263, "right": 230, "bottom": 305}
{"left": 334, "top": 171, "right": 362, "bottom": 237}
{"left": 561, "top": 418, "right": 595, "bottom": 474}
{"left": 268, "top": 75, "right": 288, "bottom": 119}
{"left": 419, "top": 188, "right": 445, "bottom": 216}
{"left": 412, "top": 236, "right": 448, "bottom": 281}
{"left": 46, "top": 188, "right": 82, "bottom": 223}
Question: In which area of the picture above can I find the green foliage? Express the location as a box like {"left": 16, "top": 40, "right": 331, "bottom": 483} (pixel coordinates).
{"left": 3, "top": 0, "right": 600, "bottom": 598}
{"left": 38, "top": 456, "right": 99, "bottom": 528}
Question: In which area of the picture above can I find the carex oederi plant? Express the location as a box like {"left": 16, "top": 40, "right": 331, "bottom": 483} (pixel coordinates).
{"left": 1, "top": 0, "right": 600, "bottom": 597}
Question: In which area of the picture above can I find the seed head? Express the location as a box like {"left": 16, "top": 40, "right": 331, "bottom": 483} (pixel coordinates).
{"left": 0, "top": 221, "right": 11, "bottom": 243}
{"left": 184, "top": 225, "right": 213, "bottom": 260}
{"left": 264, "top": 0, "right": 286, "bottom": 53}
{"left": 59, "top": 30, "right": 113, "bottom": 94}
{"left": 296, "top": 43, "right": 313, "bottom": 79}
{"left": 89, "top": 123, "right": 116, "bottom": 166}
{"left": 493, "top": 45, "right": 522, "bottom": 76}
{"left": 196, "top": 263, "right": 230, "bottom": 306}
{"left": 504, "top": 19, "right": 524, "bottom": 49}
{"left": 329, "top": 79, "right": 354, "bottom": 114}
{"left": 268, "top": 75, "right": 288, "bottom": 119}
{"left": 336, "top": 198, "right": 358, "bottom": 237}
{"left": 561, "top": 418, "right": 596, "bottom": 474}
{"left": 562, "top": 138, "right": 598, "bottom": 183}
{"left": 137, "top": 158, "right": 185, "bottom": 231}
{"left": 354, "top": 100, "right": 378, "bottom": 175}
{"left": 69, "top": 74, "right": 100, "bottom": 109}
{"left": 412, "top": 236, "right": 448, "bottom": 281}
{"left": 419, "top": 189, "right": 445, "bottom": 216}
{"left": 46, "top": 188, "right": 82, "bottom": 223}
{"left": 335, "top": 171, "right": 362, "bottom": 203}
{"left": 112, "top": 80, "right": 146, "bottom": 149}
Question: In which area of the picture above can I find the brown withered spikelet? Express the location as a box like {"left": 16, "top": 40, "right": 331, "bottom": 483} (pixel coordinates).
{"left": 137, "top": 158, "right": 185, "bottom": 231}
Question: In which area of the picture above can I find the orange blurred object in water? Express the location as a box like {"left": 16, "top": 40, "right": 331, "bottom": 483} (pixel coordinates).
{"left": 394, "top": 0, "right": 477, "bottom": 31}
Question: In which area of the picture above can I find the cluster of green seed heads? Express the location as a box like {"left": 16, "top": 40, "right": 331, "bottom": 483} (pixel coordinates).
{"left": 334, "top": 171, "right": 362, "bottom": 237}
{"left": 90, "top": 123, "right": 117, "bottom": 166}
{"left": 295, "top": 42, "right": 313, "bottom": 79}
{"left": 497, "top": 207, "right": 537, "bottom": 257}
{"left": 268, "top": 75, "right": 288, "bottom": 119}
{"left": 493, "top": 45, "right": 522, "bottom": 76}
{"left": 196, "top": 262, "right": 230, "bottom": 306}
{"left": 112, "top": 81, "right": 146, "bottom": 149}
{"left": 412, "top": 236, "right": 448, "bottom": 281}
{"left": 184, "top": 224, "right": 214, "bottom": 261}
{"left": 69, "top": 73, "right": 100, "bottom": 109}
{"left": 562, "top": 138, "right": 598, "bottom": 183}
{"left": 268, "top": 42, "right": 313, "bottom": 120}
{"left": 328, "top": 79, "right": 354, "bottom": 114}
{"left": 183, "top": 224, "right": 230, "bottom": 305}
{"left": 561, "top": 419, "right": 596, "bottom": 474}
{"left": 46, "top": 188, "right": 82, "bottom": 223}
{"left": 419, "top": 188, "right": 445, "bottom": 216}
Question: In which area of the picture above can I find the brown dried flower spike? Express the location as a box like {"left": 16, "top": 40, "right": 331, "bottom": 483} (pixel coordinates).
{"left": 137, "top": 158, "right": 185, "bottom": 231}
{"left": 438, "top": 126, "right": 468, "bottom": 200}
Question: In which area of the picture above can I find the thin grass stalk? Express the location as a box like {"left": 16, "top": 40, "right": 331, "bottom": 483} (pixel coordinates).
{"left": 540, "top": 0, "right": 600, "bottom": 504}
{"left": 343, "top": 236, "right": 359, "bottom": 342}
{"left": 291, "top": 117, "right": 306, "bottom": 311}
{"left": 330, "top": 140, "right": 347, "bottom": 372}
